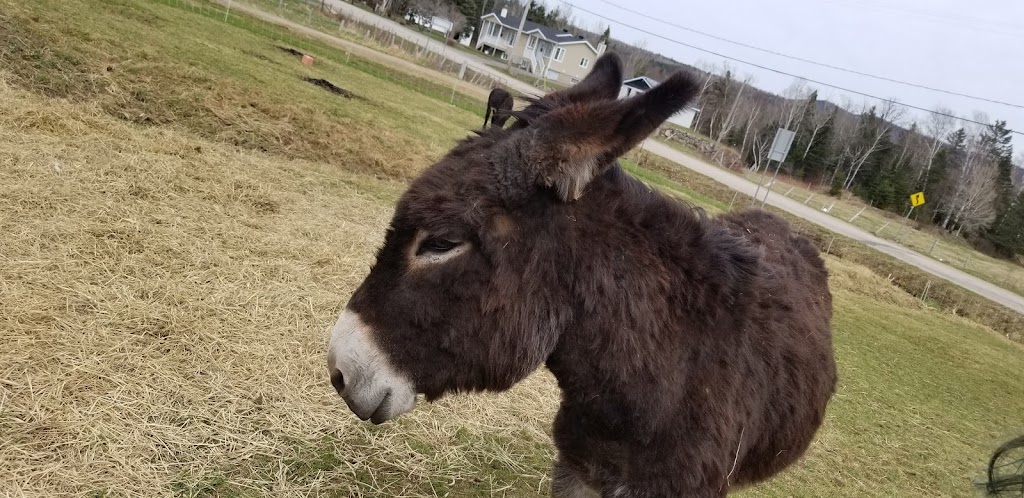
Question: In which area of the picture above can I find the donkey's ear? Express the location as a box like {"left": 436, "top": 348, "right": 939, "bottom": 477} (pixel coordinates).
{"left": 508, "top": 53, "right": 623, "bottom": 130}
{"left": 526, "top": 72, "right": 700, "bottom": 201}
{"left": 546, "top": 52, "right": 624, "bottom": 104}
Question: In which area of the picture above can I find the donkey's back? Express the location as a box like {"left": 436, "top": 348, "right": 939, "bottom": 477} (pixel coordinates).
{"left": 715, "top": 208, "right": 836, "bottom": 487}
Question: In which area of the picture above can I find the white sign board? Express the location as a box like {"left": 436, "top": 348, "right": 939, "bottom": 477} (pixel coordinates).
{"left": 768, "top": 128, "right": 796, "bottom": 163}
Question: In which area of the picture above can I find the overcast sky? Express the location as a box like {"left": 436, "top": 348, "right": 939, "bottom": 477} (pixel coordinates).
{"left": 542, "top": 0, "right": 1022, "bottom": 148}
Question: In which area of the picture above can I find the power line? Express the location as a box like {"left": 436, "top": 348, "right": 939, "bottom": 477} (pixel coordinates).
{"left": 552, "top": 0, "right": 1024, "bottom": 137}
{"left": 590, "top": 0, "right": 1024, "bottom": 110}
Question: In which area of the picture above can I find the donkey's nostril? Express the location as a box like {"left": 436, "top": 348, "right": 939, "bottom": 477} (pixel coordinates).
{"left": 329, "top": 368, "right": 345, "bottom": 395}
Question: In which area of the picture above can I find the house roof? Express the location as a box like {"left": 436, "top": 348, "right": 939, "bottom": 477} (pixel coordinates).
{"left": 481, "top": 11, "right": 601, "bottom": 53}
{"left": 623, "top": 76, "right": 658, "bottom": 91}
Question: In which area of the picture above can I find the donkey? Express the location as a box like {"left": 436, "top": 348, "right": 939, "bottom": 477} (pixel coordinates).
{"left": 327, "top": 52, "right": 837, "bottom": 497}
{"left": 484, "top": 87, "right": 514, "bottom": 128}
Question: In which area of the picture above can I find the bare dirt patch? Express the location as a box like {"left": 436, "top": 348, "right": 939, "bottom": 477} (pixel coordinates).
{"left": 303, "top": 76, "right": 359, "bottom": 99}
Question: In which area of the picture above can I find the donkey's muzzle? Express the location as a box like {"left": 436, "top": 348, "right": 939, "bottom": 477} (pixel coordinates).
{"left": 327, "top": 310, "right": 417, "bottom": 424}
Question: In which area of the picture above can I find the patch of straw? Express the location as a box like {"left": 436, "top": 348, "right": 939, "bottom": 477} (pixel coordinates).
{"left": 0, "top": 80, "right": 558, "bottom": 497}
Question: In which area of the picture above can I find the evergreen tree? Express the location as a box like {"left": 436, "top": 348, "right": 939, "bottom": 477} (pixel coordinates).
{"left": 526, "top": 3, "right": 548, "bottom": 24}
{"left": 985, "top": 120, "right": 1015, "bottom": 197}
{"left": 987, "top": 189, "right": 1024, "bottom": 256}
{"left": 801, "top": 114, "right": 834, "bottom": 183}
{"left": 599, "top": 26, "right": 611, "bottom": 46}
{"left": 982, "top": 120, "right": 1015, "bottom": 250}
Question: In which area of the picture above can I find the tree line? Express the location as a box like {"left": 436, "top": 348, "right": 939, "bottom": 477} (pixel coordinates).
{"left": 687, "top": 66, "right": 1023, "bottom": 258}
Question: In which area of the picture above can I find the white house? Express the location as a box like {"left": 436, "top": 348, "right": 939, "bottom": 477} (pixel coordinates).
{"left": 618, "top": 76, "right": 658, "bottom": 99}
{"left": 406, "top": 12, "right": 455, "bottom": 36}
{"left": 476, "top": 8, "right": 606, "bottom": 85}
{"left": 619, "top": 76, "right": 700, "bottom": 129}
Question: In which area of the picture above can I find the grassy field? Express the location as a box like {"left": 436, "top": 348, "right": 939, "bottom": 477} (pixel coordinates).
{"left": 2, "top": 0, "right": 1023, "bottom": 496}
{"left": 655, "top": 135, "right": 1024, "bottom": 297}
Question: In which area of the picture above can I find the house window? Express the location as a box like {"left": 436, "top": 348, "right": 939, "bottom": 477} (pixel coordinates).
{"left": 553, "top": 47, "right": 565, "bottom": 62}
{"left": 500, "top": 52, "right": 509, "bottom": 60}
{"left": 580, "top": 57, "right": 590, "bottom": 68}
{"left": 527, "top": 36, "right": 537, "bottom": 50}
{"left": 487, "top": 22, "right": 497, "bottom": 37}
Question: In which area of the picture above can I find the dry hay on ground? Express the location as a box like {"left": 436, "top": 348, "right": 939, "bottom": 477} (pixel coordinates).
{"left": 0, "top": 79, "right": 558, "bottom": 497}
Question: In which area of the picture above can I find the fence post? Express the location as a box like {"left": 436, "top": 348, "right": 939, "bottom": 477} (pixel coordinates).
{"left": 928, "top": 239, "right": 938, "bottom": 255}
{"left": 729, "top": 191, "right": 738, "bottom": 210}
{"left": 783, "top": 186, "right": 795, "bottom": 197}
{"left": 964, "top": 254, "right": 972, "bottom": 268}
{"left": 849, "top": 206, "right": 867, "bottom": 223}
{"left": 803, "top": 194, "right": 814, "bottom": 205}
{"left": 874, "top": 219, "right": 891, "bottom": 236}
{"left": 826, "top": 236, "right": 835, "bottom": 255}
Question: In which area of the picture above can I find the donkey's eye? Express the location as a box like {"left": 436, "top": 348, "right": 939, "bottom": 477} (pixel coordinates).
{"left": 418, "top": 237, "right": 459, "bottom": 255}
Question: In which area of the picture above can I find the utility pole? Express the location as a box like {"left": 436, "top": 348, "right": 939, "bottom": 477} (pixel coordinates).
{"left": 506, "top": 0, "right": 531, "bottom": 72}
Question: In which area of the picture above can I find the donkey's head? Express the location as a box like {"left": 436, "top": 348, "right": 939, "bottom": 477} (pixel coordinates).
{"left": 327, "top": 53, "right": 699, "bottom": 424}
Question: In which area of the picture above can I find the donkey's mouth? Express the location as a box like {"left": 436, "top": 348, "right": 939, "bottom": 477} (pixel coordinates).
{"left": 341, "top": 388, "right": 415, "bottom": 425}
{"left": 369, "top": 393, "right": 395, "bottom": 425}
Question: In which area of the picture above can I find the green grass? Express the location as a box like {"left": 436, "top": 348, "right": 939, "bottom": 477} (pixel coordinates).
{"left": 1, "top": 0, "right": 1023, "bottom": 496}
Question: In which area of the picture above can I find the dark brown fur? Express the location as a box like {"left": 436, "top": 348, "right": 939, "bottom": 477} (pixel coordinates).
{"left": 339, "top": 53, "right": 837, "bottom": 497}
{"left": 484, "top": 87, "right": 514, "bottom": 128}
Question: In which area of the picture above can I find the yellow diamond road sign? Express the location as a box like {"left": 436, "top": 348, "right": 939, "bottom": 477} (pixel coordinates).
{"left": 910, "top": 192, "right": 926, "bottom": 207}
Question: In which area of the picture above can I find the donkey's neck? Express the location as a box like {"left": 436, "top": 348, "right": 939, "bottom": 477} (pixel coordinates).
{"left": 541, "top": 165, "right": 752, "bottom": 439}
{"left": 541, "top": 169, "right": 706, "bottom": 435}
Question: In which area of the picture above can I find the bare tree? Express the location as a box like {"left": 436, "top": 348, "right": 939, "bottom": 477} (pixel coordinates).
{"left": 1014, "top": 152, "right": 1024, "bottom": 193}
{"left": 750, "top": 127, "right": 773, "bottom": 174}
{"left": 917, "top": 106, "right": 957, "bottom": 186}
{"left": 940, "top": 125, "right": 1001, "bottom": 234}
{"left": 841, "top": 99, "right": 905, "bottom": 191}
{"left": 951, "top": 160, "right": 1000, "bottom": 236}
{"left": 777, "top": 79, "right": 812, "bottom": 130}
{"left": 738, "top": 102, "right": 764, "bottom": 155}
{"left": 800, "top": 112, "right": 831, "bottom": 161}
{"left": 622, "top": 40, "right": 655, "bottom": 78}
{"left": 822, "top": 98, "right": 860, "bottom": 187}
{"left": 715, "top": 73, "right": 754, "bottom": 144}
{"left": 690, "top": 61, "right": 721, "bottom": 133}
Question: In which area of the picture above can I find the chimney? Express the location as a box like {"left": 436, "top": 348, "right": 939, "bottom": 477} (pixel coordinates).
{"left": 500, "top": 7, "right": 508, "bottom": 17}
{"left": 597, "top": 41, "right": 606, "bottom": 55}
